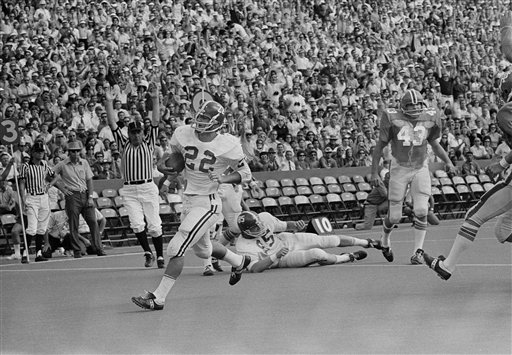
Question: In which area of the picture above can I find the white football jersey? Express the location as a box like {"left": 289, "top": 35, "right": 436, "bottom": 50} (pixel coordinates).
{"left": 170, "top": 126, "right": 249, "bottom": 195}
{"left": 235, "top": 212, "right": 288, "bottom": 265}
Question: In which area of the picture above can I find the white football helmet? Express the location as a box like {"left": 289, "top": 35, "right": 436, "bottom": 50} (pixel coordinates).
{"left": 192, "top": 101, "right": 225, "bottom": 133}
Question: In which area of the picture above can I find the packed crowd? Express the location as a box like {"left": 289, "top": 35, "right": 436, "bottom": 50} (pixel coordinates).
{"left": 1, "top": 0, "right": 512, "bottom": 178}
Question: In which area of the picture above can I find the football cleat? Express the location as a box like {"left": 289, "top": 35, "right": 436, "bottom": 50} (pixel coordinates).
{"left": 144, "top": 252, "right": 155, "bottom": 268}
{"left": 203, "top": 265, "right": 215, "bottom": 276}
{"left": 157, "top": 256, "right": 165, "bottom": 269}
{"left": 381, "top": 247, "right": 394, "bottom": 262}
{"left": 423, "top": 253, "right": 451, "bottom": 280}
{"left": 229, "top": 255, "right": 251, "bottom": 286}
{"left": 410, "top": 248, "right": 424, "bottom": 265}
{"left": 346, "top": 250, "right": 368, "bottom": 262}
{"left": 364, "top": 238, "right": 384, "bottom": 250}
{"left": 131, "top": 291, "right": 164, "bottom": 311}
{"left": 212, "top": 257, "right": 223, "bottom": 272}
{"left": 192, "top": 101, "right": 225, "bottom": 133}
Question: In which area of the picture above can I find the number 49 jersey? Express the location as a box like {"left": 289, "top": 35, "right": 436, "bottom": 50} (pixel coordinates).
{"left": 170, "top": 125, "right": 251, "bottom": 195}
{"left": 380, "top": 108, "right": 441, "bottom": 168}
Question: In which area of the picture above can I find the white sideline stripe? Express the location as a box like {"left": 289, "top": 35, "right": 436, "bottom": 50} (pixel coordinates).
{"left": 0, "top": 263, "right": 510, "bottom": 273}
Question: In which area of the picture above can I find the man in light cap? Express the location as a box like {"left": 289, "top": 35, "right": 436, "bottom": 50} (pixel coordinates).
{"left": 424, "top": 13, "right": 512, "bottom": 280}
{"left": 53, "top": 141, "right": 107, "bottom": 257}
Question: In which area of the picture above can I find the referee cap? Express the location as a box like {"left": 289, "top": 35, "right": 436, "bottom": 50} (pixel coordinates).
{"left": 128, "top": 121, "right": 143, "bottom": 132}
{"left": 31, "top": 141, "right": 45, "bottom": 152}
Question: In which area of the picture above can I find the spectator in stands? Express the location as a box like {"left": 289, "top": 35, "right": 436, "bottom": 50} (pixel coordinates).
{"left": 281, "top": 150, "right": 296, "bottom": 171}
{"left": 482, "top": 137, "right": 495, "bottom": 158}
{"left": 319, "top": 147, "right": 337, "bottom": 169}
{"left": 295, "top": 150, "right": 311, "bottom": 170}
{"left": 251, "top": 151, "right": 274, "bottom": 172}
{"left": 460, "top": 151, "right": 481, "bottom": 177}
{"left": 469, "top": 137, "right": 490, "bottom": 160}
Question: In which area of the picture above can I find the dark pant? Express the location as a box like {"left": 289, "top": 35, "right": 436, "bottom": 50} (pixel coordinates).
{"left": 65, "top": 192, "right": 101, "bottom": 252}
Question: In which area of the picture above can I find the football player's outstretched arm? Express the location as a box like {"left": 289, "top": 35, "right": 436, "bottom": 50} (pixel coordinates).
{"left": 501, "top": 12, "right": 512, "bottom": 63}
{"left": 250, "top": 248, "right": 289, "bottom": 273}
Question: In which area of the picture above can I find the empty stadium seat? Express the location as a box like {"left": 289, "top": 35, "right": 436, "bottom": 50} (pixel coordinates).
{"left": 464, "top": 175, "right": 479, "bottom": 185}
{"left": 282, "top": 187, "right": 298, "bottom": 197}
{"left": 483, "top": 182, "right": 494, "bottom": 191}
{"left": 261, "top": 197, "right": 283, "bottom": 216}
{"left": 265, "top": 179, "right": 280, "bottom": 188}
{"left": 297, "top": 186, "right": 313, "bottom": 196}
{"left": 101, "top": 208, "right": 121, "bottom": 228}
{"left": 352, "top": 175, "right": 365, "bottom": 184}
{"left": 294, "top": 178, "right": 309, "bottom": 187}
{"left": 357, "top": 182, "right": 372, "bottom": 192}
{"left": 434, "top": 170, "right": 448, "bottom": 178}
{"left": 278, "top": 196, "right": 298, "bottom": 219}
{"left": 309, "top": 177, "right": 324, "bottom": 186}
{"left": 113, "top": 196, "right": 125, "bottom": 209}
{"left": 101, "top": 188, "right": 118, "bottom": 198}
{"left": 308, "top": 194, "right": 327, "bottom": 212}
{"left": 342, "top": 183, "right": 357, "bottom": 193}
{"left": 470, "top": 183, "right": 485, "bottom": 199}
{"left": 245, "top": 199, "right": 264, "bottom": 213}
{"left": 478, "top": 174, "right": 492, "bottom": 184}
{"left": 280, "top": 178, "right": 295, "bottom": 187}
{"left": 323, "top": 176, "right": 337, "bottom": 185}
{"left": 338, "top": 175, "right": 352, "bottom": 184}
{"left": 96, "top": 197, "right": 113, "bottom": 209}
{"left": 312, "top": 185, "right": 328, "bottom": 195}
{"left": 439, "top": 177, "right": 453, "bottom": 186}
{"left": 451, "top": 176, "right": 466, "bottom": 186}
{"left": 265, "top": 187, "right": 281, "bottom": 198}
{"left": 355, "top": 191, "right": 368, "bottom": 203}
{"left": 326, "top": 184, "right": 342, "bottom": 194}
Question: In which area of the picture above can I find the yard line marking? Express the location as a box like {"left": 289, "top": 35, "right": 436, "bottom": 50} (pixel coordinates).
{"left": 0, "top": 263, "right": 510, "bottom": 273}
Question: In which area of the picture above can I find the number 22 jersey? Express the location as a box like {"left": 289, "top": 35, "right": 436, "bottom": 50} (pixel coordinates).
{"left": 170, "top": 125, "right": 250, "bottom": 195}
{"left": 379, "top": 108, "right": 441, "bottom": 169}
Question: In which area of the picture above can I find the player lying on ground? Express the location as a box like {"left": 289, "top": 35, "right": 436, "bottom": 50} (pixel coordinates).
{"left": 423, "top": 12, "right": 512, "bottom": 280}
{"left": 235, "top": 212, "right": 385, "bottom": 273}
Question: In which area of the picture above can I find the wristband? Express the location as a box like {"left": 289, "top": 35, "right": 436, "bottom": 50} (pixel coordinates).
{"left": 269, "top": 254, "right": 278, "bottom": 263}
{"left": 163, "top": 179, "right": 171, "bottom": 187}
{"left": 499, "top": 158, "right": 510, "bottom": 169}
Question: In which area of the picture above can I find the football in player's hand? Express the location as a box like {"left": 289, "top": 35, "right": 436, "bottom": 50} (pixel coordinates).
{"left": 165, "top": 152, "right": 185, "bottom": 173}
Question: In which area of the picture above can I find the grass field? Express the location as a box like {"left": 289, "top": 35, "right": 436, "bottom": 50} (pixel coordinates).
{"left": 1, "top": 222, "right": 510, "bottom": 355}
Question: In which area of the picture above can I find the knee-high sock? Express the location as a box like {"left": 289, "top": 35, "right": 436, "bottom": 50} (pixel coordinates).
{"left": 153, "top": 256, "right": 183, "bottom": 302}
{"left": 413, "top": 216, "right": 428, "bottom": 251}
{"left": 444, "top": 220, "right": 479, "bottom": 271}
{"left": 136, "top": 231, "right": 151, "bottom": 253}
{"left": 152, "top": 236, "right": 163, "bottom": 258}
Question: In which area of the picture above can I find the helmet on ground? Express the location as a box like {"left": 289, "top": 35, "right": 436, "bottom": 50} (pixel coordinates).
{"left": 400, "top": 89, "right": 426, "bottom": 119}
{"left": 192, "top": 100, "right": 225, "bottom": 133}
{"left": 237, "top": 211, "right": 267, "bottom": 239}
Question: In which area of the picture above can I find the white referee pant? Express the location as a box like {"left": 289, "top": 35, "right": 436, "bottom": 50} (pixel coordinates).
{"left": 119, "top": 182, "right": 162, "bottom": 237}
{"left": 25, "top": 193, "right": 51, "bottom": 235}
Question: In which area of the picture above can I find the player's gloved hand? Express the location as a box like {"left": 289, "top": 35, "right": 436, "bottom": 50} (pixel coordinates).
{"left": 369, "top": 172, "right": 381, "bottom": 187}
{"left": 276, "top": 247, "right": 289, "bottom": 258}
{"left": 485, "top": 162, "right": 504, "bottom": 179}
{"left": 294, "top": 220, "right": 306, "bottom": 231}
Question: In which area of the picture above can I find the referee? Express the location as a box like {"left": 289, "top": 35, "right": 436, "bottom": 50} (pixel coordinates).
{"left": 105, "top": 82, "right": 164, "bottom": 268}
{"left": 19, "top": 141, "right": 57, "bottom": 263}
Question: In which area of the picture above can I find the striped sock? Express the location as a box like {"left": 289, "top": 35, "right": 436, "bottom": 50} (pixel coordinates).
{"left": 413, "top": 216, "right": 428, "bottom": 251}
{"left": 444, "top": 220, "right": 479, "bottom": 271}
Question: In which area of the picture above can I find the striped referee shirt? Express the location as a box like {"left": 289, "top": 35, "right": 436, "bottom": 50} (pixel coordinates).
{"left": 19, "top": 160, "right": 55, "bottom": 195}
{"left": 113, "top": 125, "right": 158, "bottom": 183}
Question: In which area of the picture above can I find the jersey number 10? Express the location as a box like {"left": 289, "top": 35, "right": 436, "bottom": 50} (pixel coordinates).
{"left": 397, "top": 125, "right": 427, "bottom": 146}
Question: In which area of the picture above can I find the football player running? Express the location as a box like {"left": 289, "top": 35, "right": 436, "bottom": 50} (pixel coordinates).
{"left": 370, "top": 89, "right": 456, "bottom": 264}
{"left": 235, "top": 211, "right": 385, "bottom": 272}
{"left": 132, "top": 101, "right": 253, "bottom": 311}
{"left": 423, "top": 12, "right": 512, "bottom": 280}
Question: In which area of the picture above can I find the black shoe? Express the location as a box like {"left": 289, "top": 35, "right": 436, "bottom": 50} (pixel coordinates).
{"left": 229, "top": 255, "right": 251, "bottom": 286}
{"left": 212, "top": 257, "right": 223, "bottom": 272}
{"left": 131, "top": 291, "right": 164, "bottom": 311}
{"left": 74, "top": 251, "right": 82, "bottom": 258}
{"left": 21, "top": 256, "right": 29, "bottom": 264}
{"left": 157, "top": 257, "right": 165, "bottom": 269}
{"left": 365, "top": 238, "right": 383, "bottom": 250}
{"left": 35, "top": 255, "right": 48, "bottom": 262}
{"left": 410, "top": 248, "right": 424, "bottom": 265}
{"left": 424, "top": 253, "right": 451, "bottom": 280}
{"left": 347, "top": 250, "right": 368, "bottom": 262}
{"left": 97, "top": 249, "right": 107, "bottom": 256}
{"left": 144, "top": 252, "right": 155, "bottom": 268}
{"left": 86, "top": 245, "right": 97, "bottom": 255}
{"left": 382, "top": 247, "right": 394, "bottom": 262}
